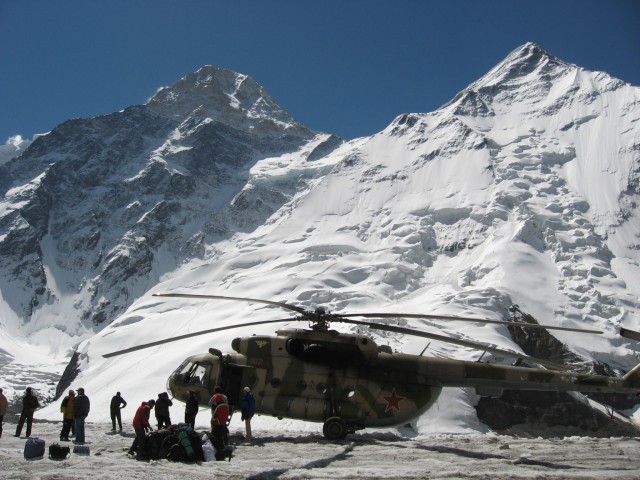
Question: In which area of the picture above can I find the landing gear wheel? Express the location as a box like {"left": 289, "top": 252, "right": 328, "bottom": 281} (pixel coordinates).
{"left": 323, "top": 416, "right": 347, "bottom": 440}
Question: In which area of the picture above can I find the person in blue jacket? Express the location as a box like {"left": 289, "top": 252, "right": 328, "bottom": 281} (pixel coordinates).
{"left": 239, "top": 386, "right": 256, "bottom": 440}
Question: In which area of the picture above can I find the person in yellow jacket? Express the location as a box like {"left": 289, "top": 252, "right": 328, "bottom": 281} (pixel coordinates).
{"left": 59, "top": 389, "right": 75, "bottom": 441}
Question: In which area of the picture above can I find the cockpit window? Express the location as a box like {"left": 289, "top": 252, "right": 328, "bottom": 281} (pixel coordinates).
{"left": 175, "top": 361, "right": 211, "bottom": 386}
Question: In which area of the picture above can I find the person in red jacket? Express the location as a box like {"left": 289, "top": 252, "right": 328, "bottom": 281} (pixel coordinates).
{"left": 128, "top": 399, "right": 155, "bottom": 459}
{"left": 210, "top": 392, "right": 229, "bottom": 450}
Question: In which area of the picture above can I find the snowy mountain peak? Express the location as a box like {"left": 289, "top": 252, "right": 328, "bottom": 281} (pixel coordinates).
{"left": 146, "top": 65, "right": 307, "bottom": 136}
{"left": 472, "top": 42, "right": 565, "bottom": 89}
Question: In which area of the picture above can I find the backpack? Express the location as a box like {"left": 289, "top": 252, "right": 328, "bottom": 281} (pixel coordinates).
{"left": 142, "top": 429, "right": 173, "bottom": 460}
{"left": 178, "top": 430, "right": 195, "bottom": 458}
{"left": 49, "top": 443, "right": 70, "bottom": 460}
{"left": 166, "top": 443, "right": 188, "bottom": 462}
{"left": 24, "top": 437, "right": 46, "bottom": 459}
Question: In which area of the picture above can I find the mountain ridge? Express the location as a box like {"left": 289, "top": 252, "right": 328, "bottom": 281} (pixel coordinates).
{"left": 1, "top": 43, "right": 639, "bottom": 434}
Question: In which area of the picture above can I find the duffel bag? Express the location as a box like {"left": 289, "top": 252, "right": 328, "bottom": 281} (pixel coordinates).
{"left": 49, "top": 443, "right": 71, "bottom": 460}
{"left": 24, "top": 437, "right": 46, "bottom": 459}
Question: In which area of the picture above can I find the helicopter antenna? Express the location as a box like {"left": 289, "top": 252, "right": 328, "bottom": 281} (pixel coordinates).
{"left": 477, "top": 349, "right": 488, "bottom": 363}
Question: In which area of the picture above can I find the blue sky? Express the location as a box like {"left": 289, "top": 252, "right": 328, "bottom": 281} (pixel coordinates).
{"left": 1, "top": 0, "right": 638, "bottom": 143}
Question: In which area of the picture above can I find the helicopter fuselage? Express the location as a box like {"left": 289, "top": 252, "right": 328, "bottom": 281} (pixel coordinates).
{"left": 166, "top": 327, "right": 640, "bottom": 439}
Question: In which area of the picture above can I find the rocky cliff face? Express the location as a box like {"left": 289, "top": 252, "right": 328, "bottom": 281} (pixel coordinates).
{"left": 0, "top": 66, "right": 339, "bottom": 328}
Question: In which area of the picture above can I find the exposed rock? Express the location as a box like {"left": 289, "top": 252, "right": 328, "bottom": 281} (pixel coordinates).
{"left": 476, "top": 306, "right": 640, "bottom": 436}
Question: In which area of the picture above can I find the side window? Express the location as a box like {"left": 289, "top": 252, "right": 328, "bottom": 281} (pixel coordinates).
{"left": 190, "top": 364, "right": 209, "bottom": 386}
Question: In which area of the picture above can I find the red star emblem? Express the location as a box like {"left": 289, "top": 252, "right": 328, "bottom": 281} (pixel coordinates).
{"left": 383, "top": 388, "right": 404, "bottom": 412}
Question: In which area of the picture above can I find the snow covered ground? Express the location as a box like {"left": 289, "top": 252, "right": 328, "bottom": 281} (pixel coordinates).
{"left": 1, "top": 420, "right": 639, "bottom": 479}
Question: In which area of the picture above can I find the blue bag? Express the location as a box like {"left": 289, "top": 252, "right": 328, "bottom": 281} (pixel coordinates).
{"left": 24, "top": 437, "right": 46, "bottom": 459}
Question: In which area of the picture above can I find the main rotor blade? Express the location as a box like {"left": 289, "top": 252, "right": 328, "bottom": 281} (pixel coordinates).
{"left": 102, "top": 318, "right": 296, "bottom": 358}
{"left": 620, "top": 327, "right": 640, "bottom": 342}
{"left": 337, "top": 318, "right": 569, "bottom": 371}
{"left": 152, "top": 293, "right": 310, "bottom": 316}
{"left": 339, "top": 312, "right": 602, "bottom": 334}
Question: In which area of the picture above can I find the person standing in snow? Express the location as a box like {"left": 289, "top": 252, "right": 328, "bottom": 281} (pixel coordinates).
{"left": 0, "top": 388, "right": 8, "bottom": 438}
{"left": 110, "top": 392, "right": 127, "bottom": 432}
{"left": 72, "top": 387, "right": 90, "bottom": 444}
{"left": 14, "top": 387, "right": 40, "bottom": 438}
{"left": 59, "top": 389, "right": 75, "bottom": 441}
{"left": 128, "top": 399, "right": 155, "bottom": 459}
{"left": 155, "top": 392, "right": 173, "bottom": 429}
{"left": 184, "top": 390, "right": 199, "bottom": 429}
{"left": 239, "top": 386, "right": 256, "bottom": 440}
{"left": 209, "top": 392, "right": 229, "bottom": 450}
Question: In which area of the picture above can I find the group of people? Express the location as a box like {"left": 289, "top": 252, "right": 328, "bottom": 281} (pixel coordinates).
{"left": 58, "top": 387, "right": 91, "bottom": 442}
{"left": 1, "top": 384, "right": 256, "bottom": 455}
{"left": 127, "top": 386, "right": 255, "bottom": 458}
{"left": 5, "top": 386, "right": 90, "bottom": 442}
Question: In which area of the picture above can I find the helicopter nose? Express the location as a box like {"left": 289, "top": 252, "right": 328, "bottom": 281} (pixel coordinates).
{"left": 167, "top": 373, "right": 178, "bottom": 397}
{"left": 232, "top": 337, "right": 240, "bottom": 352}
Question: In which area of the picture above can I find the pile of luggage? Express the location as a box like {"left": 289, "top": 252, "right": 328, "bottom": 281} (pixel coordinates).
{"left": 23, "top": 438, "right": 73, "bottom": 460}
{"left": 140, "top": 424, "right": 234, "bottom": 462}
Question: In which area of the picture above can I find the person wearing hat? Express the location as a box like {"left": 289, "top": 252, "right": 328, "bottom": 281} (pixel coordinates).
{"left": 0, "top": 388, "right": 7, "bottom": 438}
{"left": 72, "top": 387, "right": 90, "bottom": 444}
{"left": 128, "top": 399, "right": 155, "bottom": 459}
{"left": 239, "top": 386, "right": 256, "bottom": 440}
{"left": 209, "top": 392, "right": 229, "bottom": 450}
{"left": 14, "top": 387, "right": 40, "bottom": 438}
{"left": 59, "top": 389, "right": 76, "bottom": 441}
{"left": 155, "top": 392, "right": 173, "bottom": 429}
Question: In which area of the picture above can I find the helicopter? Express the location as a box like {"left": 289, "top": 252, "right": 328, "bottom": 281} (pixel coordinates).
{"left": 103, "top": 293, "right": 640, "bottom": 440}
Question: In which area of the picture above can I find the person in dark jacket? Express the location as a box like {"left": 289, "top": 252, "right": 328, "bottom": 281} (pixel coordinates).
{"left": 155, "top": 392, "right": 173, "bottom": 429}
{"left": 14, "top": 387, "right": 41, "bottom": 437}
{"left": 72, "top": 387, "right": 90, "bottom": 444}
{"left": 239, "top": 386, "right": 256, "bottom": 440}
{"left": 0, "top": 387, "right": 8, "bottom": 438}
{"left": 128, "top": 399, "right": 155, "bottom": 459}
{"left": 184, "top": 390, "right": 199, "bottom": 429}
{"left": 110, "top": 392, "right": 127, "bottom": 432}
{"left": 59, "top": 389, "right": 75, "bottom": 441}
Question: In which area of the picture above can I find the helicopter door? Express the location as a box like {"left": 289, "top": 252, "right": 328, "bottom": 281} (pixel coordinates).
{"left": 222, "top": 365, "right": 255, "bottom": 407}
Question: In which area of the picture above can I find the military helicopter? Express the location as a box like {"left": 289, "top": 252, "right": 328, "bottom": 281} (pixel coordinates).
{"left": 104, "top": 293, "right": 640, "bottom": 440}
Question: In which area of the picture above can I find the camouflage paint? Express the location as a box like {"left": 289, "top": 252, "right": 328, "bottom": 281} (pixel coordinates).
{"left": 167, "top": 329, "right": 640, "bottom": 431}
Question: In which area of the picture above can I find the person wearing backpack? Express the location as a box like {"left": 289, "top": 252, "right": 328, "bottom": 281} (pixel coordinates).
{"left": 14, "top": 387, "right": 40, "bottom": 438}
{"left": 0, "top": 387, "right": 8, "bottom": 438}
{"left": 209, "top": 392, "right": 229, "bottom": 450}
{"left": 59, "top": 389, "right": 75, "bottom": 441}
